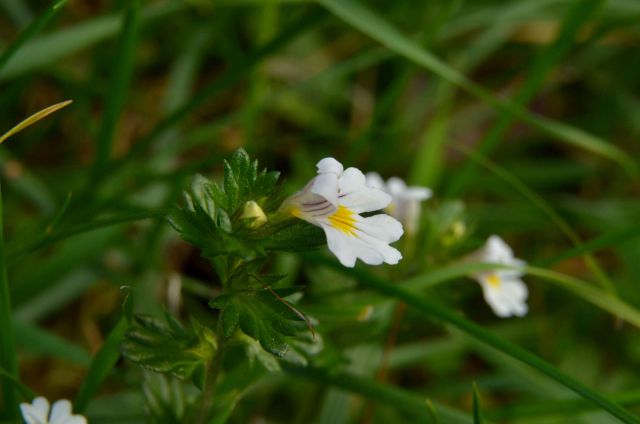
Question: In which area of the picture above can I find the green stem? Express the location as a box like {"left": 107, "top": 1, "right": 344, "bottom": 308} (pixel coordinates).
{"left": 0, "top": 183, "right": 19, "bottom": 418}
{"left": 195, "top": 323, "right": 225, "bottom": 424}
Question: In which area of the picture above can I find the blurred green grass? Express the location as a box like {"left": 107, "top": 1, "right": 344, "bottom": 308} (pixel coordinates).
{"left": 1, "top": 0, "right": 640, "bottom": 422}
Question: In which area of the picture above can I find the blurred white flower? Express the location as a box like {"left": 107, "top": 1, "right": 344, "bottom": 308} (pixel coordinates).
{"left": 20, "top": 397, "right": 87, "bottom": 424}
{"left": 469, "top": 235, "right": 528, "bottom": 318}
{"left": 283, "top": 158, "right": 403, "bottom": 267}
{"left": 365, "top": 173, "right": 431, "bottom": 235}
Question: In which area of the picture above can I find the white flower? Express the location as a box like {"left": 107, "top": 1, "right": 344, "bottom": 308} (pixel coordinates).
{"left": 283, "top": 158, "right": 403, "bottom": 267}
{"left": 365, "top": 173, "right": 431, "bottom": 235}
{"left": 469, "top": 235, "right": 528, "bottom": 318}
{"left": 20, "top": 397, "right": 87, "bottom": 424}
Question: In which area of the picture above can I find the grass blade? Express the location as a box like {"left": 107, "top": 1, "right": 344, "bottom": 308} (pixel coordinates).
{"left": 472, "top": 383, "right": 484, "bottom": 424}
{"left": 452, "top": 144, "right": 617, "bottom": 295}
{"left": 401, "top": 261, "right": 640, "bottom": 329}
{"left": 0, "top": 366, "right": 35, "bottom": 401}
{"left": 13, "top": 320, "right": 91, "bottom": 365}
{"left": 92, "top": 0, "right": 141, "bottom": 179}
{"left": 117, "top": 10, "right": 324, "bottom": 167}
{"left": 303, "top": 253, "right": 640, "bottom": 424}
{"left": 0, "top": 0, "right": 67, "bottom": 72}
{"left": 318, "top": 0, "right": 638, "bottom": 176}
{"left": 0, "top": 184, "right": 19, "bottom": 419}
{"left": 0, "top": 100, "right": 72, "bottom": 145}
{"left": 286, "top": 365, "right": 470, "bottom": 423}
{"left": 540, "top": 225, "right": 640, "bottom": 266}
{"left": 448, "top": 0, "right": 605, "bottom": 194}
{"left": 525, "top": 266, "right": 640, "bottom": 329}
{"left": 74, "top": 316, "right": 128, "bottom": 412}
{"left": 0, "top": 1, "right": 184, "bottom": 81}
{"left": 487, "top": 390, "right": 640, "bottom": 421}
{"left": 7, "top": 209, "right": 165, "bottom": 261}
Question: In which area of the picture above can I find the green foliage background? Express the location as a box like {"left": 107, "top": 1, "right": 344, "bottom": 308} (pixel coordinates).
{"left": 0, "top": 0, "right": 640, "bottom": 422}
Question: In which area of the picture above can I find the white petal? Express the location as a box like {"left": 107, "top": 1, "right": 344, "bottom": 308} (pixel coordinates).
{"left": 62, "top": 416, "right": 87, "bottom": 424}
{"left": 21, "top": 397, "right": 50, "bottom": 424}
{"left": 405, "top": 186, "right": 432, "bottom": 201}
{"left": 49, "top": 399, "right": 73, "bottom": 424}
{"left": 316, "top": 157, "right": 343, "bottom": 175}
{"left": 309, "top": 173, "right": 340, "bottom": 208}
{"left": 322, "top": 224, "right": 358, "bottom": 267}
{"left": 339, "top": 167, "right": 367, "bottom": 193}
{"left": 357, "top": 214, "right": 404, "bottom": 244}
{"left": 339, "top": 168, "right": 391, "bottom": 213}
{"left": 365, "top": 172, "right": 386, "bottom": 191}
{"left": 485, "top": 235, "right": 514, "bottom": 262}
{"left": 402, "top": 201, "right": 422, "bottom": 235}
{"left": 386, "top": 177, "right": 407, "bottom": 197}
{"left": 479, "top": 277, "right": 528, "bottom": 318}
{"left": 320, "top": 214, "right": 403, "bottom": 267}
{"left": 476, "top": 235, "right": 526, "bottom": 276}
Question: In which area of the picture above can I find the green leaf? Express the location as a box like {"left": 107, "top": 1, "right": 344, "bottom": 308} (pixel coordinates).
{"left": 169, "top": 184, "right": 227, "bottom": 260}
{"left": 264, "top": 220, "right": 326, "bottom": 252}
{"left": 142, "top": 372, "right": 196, "bottom": 423}
{"left": 209, "top": 270, "right": 314, "bottom": 362}
{"left": 222, "top": 148, "right": 281, "bottom": 212}
{"left": 170, "top": 149, "right": 327, "bottom": 263}
{"left": 121, "top": 313, "right": 217, "bottom": 383}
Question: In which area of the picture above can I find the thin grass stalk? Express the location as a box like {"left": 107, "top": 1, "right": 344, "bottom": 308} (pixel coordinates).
{"left": 0, "top": 183, "right": 19, "bottom": 418}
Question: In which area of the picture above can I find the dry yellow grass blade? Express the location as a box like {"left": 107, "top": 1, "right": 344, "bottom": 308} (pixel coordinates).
{"left": 0, "top": 100, "right": 72, "bottom": 144}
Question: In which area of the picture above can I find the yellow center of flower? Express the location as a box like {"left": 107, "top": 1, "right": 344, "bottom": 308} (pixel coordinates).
{"left": 327, "top": 205, "right": 357, "bottom": 236}
{"left": 386, "top": 202, "right": 397, "bottom": 215}
{"left": 486, "top": 273, "right": 501, "bottom": 287}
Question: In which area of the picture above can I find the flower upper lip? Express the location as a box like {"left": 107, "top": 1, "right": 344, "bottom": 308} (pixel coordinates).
{"left": 286, "top": 158, "right": 404, "bottom": 267}
{"left": 469, "top": 235, "right": 529, "bottom": 318}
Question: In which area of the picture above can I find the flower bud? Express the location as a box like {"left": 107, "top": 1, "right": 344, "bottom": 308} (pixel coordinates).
{"left": 241, "top": 200, "right": 267, "bottom": 229}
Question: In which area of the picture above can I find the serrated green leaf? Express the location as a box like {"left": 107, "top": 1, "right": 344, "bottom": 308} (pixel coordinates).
{"left": 142, "top": 372, "right": 196, "bottom": 423}
{"left": 210, "top": 286, "right": 310, "bottom": 359}
{"left": 234, "top": 332, "right": 282, "bottom": 373}
{"left": 191, "top": 174, "right": 217, "bottom": 218}
{"left": 221, "top": 303, "right": 240, "bottom": 338}
{"left": 223, "top": 160, "right": 241, "bottom": 212}
{"left": 170, "top": 149, "right": 284, "bottom": 262}
{"left": 259, "top": 274, "right": 288, "bottom": 286}
{"left": 209, "top": 294, "right": 232, "bottom": 310}
{"left": 121, "top": 314, "right": 217, "bottom": 381}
